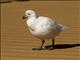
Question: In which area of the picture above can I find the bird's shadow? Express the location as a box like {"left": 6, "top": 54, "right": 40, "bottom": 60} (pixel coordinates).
{"left": 0, "top": 1, "right": 12, "bottom": 3}
{"left": 15, "top": 0, "right": 29, "bottom": 2}
{"left": 0, "top": 0, "right": 29, "bottom": 3}
{"left": 45, "top": 44, "right": 80, "bottom": 50}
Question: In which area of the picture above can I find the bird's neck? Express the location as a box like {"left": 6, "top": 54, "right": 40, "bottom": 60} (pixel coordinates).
{"left": 28, "top": 15, "right": 38, "bottom": 19}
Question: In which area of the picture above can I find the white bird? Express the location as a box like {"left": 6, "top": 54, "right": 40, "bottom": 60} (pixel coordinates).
{"left": 22, "top": 10, "right": 65, "bottom": 50}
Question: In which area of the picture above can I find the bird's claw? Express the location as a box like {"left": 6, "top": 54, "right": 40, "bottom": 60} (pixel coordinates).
{"left": 45, "top": 45, "right": 54, "bottom": 50}
{"left": 32, "top": 48, "right": 43, "bottom": 50}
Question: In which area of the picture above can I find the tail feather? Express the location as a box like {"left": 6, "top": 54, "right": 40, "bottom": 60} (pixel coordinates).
{"left": 58, "top": 24, "right": 68, "bottom": 30}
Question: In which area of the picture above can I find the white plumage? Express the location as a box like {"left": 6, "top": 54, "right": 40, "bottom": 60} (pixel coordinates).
{"left": 23, "top": 10, "right": 65, "bottom": 50}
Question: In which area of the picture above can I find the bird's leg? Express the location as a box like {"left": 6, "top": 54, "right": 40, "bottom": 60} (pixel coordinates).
{"left": 45, "top": 39, "right": 55, "bottom": 50}
{"left": 32, "top": 40, "right": 45, "bottom": 50}
{"left": 49, "top": 39, "right": 55, "bottom": 50}
{"left": 52, "top": 39, "right": 54, "bottom": 47}
{"left": 40, "top": 40, "right": 45, "bottom": 49}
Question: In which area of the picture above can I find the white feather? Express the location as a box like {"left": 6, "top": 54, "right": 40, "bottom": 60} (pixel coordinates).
{"left": 25, "top": 10, "right": 66, "bottom": 39}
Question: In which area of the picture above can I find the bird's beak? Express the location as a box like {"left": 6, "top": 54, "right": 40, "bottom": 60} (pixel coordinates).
{"left": 22, "top": 16, "right": 27, "bottom": 19}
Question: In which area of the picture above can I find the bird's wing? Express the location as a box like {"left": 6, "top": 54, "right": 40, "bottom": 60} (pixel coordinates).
{"left": 38, "top": 16, "right": 62, "bottom": 31}
{"left": 43, "top": 17, "right": 65, "bottom": 31}
{"left": 42, "top": 18, "right": 58, "bottom": 30}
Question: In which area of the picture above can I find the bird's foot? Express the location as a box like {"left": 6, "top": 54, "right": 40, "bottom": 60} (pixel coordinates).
{"left": 45, "top": 45, "right": 54, "bottom": 50}
{"left": 48, "top": 47, "right": 54, "bottom": 50}
{"left": 45, "top": 45, "right": 52, "bottom": 49}
{"left": 32, "top": 48, "right": 43, "bottom": 50}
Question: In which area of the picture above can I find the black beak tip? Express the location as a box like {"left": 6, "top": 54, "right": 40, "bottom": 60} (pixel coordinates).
{"left": 22, "top": 16, "right": 25, "bottom": 19}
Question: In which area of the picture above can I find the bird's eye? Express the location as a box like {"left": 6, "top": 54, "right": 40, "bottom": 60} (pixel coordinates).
{"left": 28, "top": 13, "right": 30, "bottom": 15}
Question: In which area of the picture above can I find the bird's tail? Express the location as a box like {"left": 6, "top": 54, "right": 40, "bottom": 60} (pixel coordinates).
{"left": 58, "top": 24, "right": 69, "bottom": 30}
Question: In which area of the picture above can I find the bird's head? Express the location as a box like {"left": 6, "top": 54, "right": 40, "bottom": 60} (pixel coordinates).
{"left": 22, "top": 10, "right": 37, "bottom": 19}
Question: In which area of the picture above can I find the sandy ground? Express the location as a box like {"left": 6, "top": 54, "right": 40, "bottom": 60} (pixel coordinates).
{"left": 1, "top": 1, "right": 80, "bottom": 60}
